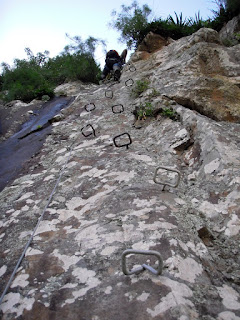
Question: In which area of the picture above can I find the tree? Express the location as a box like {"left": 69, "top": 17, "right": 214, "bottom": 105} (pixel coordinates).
{"left": 226, "top": 0, "right": 240, "bottom": 15}
{"left": 0, "top": 35, "right": 103, "bottom": 102}
{"left": 63, "top": 35, "right": 106, "bottom": 57}
{"left": 210, "top": 0, "right": 240, "bottom": 31}
{"left": 212, "top": 0, "right": 240, "bottom": 17}
{"left": 110, "top": 1, "right": 152, "bottom": 49}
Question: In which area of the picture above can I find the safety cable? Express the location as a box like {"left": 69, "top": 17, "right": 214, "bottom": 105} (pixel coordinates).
{"left": 0, "top": 64, "right": 137, "bottom": 306}
{"left": 0, "top": 142, "right": 75, "bottom": 305}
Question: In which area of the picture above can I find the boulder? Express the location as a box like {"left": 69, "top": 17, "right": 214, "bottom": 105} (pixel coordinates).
{"left": 137, "top": 31, "right": 168, "bottom": 53}
{"left": 49, "top": 113, "right": 64, "bottom": 123}
{"left": 131, "top": 32, "right": 172, "bottom": 62}
{"left": 131, "top": 51, "right": 151, "bottom": 62}
{"left": 54, "top": 81, "right": 85, "bottom": 97}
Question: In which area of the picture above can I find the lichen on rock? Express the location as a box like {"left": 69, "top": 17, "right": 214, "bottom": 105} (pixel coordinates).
{"left": 0, "top": 26, "right": 240, "bottom": 319}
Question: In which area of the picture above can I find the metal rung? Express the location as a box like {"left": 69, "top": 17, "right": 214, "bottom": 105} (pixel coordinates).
{"left": 112, "top": 104, "right": 124, "bottom": 114}
{"left": 105, "top": 90, "right": 113, "bottom": 99}
{"left": 126, "top": 64, "right": 136, "bottom": 72}
{"left": 125, "top": 79, "right": 134, "bottom": 87}
{"left": 81, "top": 124, "right": 96, "bottom": 137}
{"left": 153, "top": 166, "right": 180, "bottom": 189}
{"left": 113, "top": 132, "right": 132, "bottom": 149}
{"left": 122, "top": 249, "right": 163, "bottom": 275}
{"left": 129, "top": 65, "right": 136, "bottom": 72}
{"left": 84, "top": 103, "right": 96, "bottom": 112}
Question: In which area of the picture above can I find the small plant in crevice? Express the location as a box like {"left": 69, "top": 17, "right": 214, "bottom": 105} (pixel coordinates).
{"left": 147, "top": 88, "right": 160, "bottom": 99}
{"left": 134, "top": 101, "right": 153, "bottom": 120}
{"left": 131, "top": 79, "right": 150, "bottom": 98}
{"left": 161, "top": 107, "right": 180, "bottom": 121}
{"left": 235, "top": 33, "right": 240, "bottom": 41}
{"left": 221, "top": 31, "right": 240, "bottom": 46}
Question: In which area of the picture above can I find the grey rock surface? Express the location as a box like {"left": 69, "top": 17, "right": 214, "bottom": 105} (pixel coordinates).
{"left": 131, "top": 27, "right": 240, "bottom": 122}
{"left": 0, "top": 28, "right": 240, "bottom": 319}
{"left": 0, "top": 97, "right": 75, "bottom": 192}
{"left": 219, "top": 14, "right": 240, "bottom": 46}
{"left": 0, "top": 99, "right": 42, "bottom": 142}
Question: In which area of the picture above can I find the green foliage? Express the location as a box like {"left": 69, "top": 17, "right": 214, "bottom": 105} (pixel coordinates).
{"left": 110, "top": 1, "right": 210, "bottom": 47}
{"left": 137, "top": 101, "right": 153, "bottom": 119}
{"left": 209, "top": 1, "right": 230, "bottom": 31}
{"left": 131, "top": 79, "right": 150, "bottom": 97}
{"left": 110, "top": 1, "right": 240, "bottom": 48}
{"left": 209, "top": 0, "right": 240, "bottom": 31}
{"left": 110, "top": 1, "right": 151, "bottom": 49}
{"left": 162, "top": 107, "right": 175, "bottom": 117}
{"left": 42, "top": 95, "right": 50, "bottom": 101}
{"left": 225, "top": 0, "right": 240, "bottom": 16}
{"left": 63, "top": 34, "right": 105, "bottom": 56}
{"left": 139, "top": 12, "right": 209, "bottom": 42}
{"left": 43, "top": 52, "right": 100, "bottom": 85}
{"left": 221, "top": 30, "right": 240, "bottom": 46}
{"left": 161, "top": 107, "right": 179, "bottom": 120}
{"left": 42, "top": 36, "right": 103, "bottom": 85}
{"left": 1, "top": 55, "right": 54, "bottom": 102}
{"left": 168, "top": 12, "right": 189, "bottom": 27}
{"left": 48, "top": 35, "right": 104, "bottom": 84}
{"left": 235, "top": 32, "right": 240, "bottom": 41}
{"left": 147, "top": 88, "right": 160, "bottom": 99}
{"left": 0, "top": 37, "right": 102, "bottom": 103}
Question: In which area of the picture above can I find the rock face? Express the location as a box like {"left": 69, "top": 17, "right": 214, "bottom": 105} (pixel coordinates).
{"left": 219, "top": 14, "right": 240, "bottom": 46}
{"left": 0, "top": 27, "right": 240, "bottom": 319}
{"left": 0, "top": 97, "right": 75, "bottom": 191}
{"left": 132, "top": 27, "right": 240, "bottom": 122}
{"left": 132, "top": 32, "right": 173, "bottom": 62}
{"left": 0, "top": 100, "right": 42, "bottom": 142}
{"left": 138, "top": 32, "right": 168, "bottom": 53}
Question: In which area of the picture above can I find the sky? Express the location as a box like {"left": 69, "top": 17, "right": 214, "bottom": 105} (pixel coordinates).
{"left": 0, "top": 0, "right": 217, "bottom": 71}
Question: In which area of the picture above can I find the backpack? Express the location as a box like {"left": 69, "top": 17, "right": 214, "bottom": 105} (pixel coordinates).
{"left": 106, "top": 50, "right": 120, "bottom": 59}
{"left": 106, "top": 50, "right": 120, "bottom": 68}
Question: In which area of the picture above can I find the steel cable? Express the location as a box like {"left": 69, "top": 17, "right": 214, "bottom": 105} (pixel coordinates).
{"left": 0, "top": 142, "right": 75, "bottom": 305}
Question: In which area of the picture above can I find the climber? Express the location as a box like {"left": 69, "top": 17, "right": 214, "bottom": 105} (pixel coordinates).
{"left": 101, "top": 49, "right": 127, "bottom": 81}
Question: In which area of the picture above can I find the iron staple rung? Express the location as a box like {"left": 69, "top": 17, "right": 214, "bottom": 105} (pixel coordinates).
{"left": 85, "top": 103, "right": 96, "bottom": 112}
{"left": 125, "top": 79, "right": 134, "bottom": 87}
{"left": 153, "top": 166, "right": 181, "bottom": 188}
{"left": 129, "top": 65, "right": 136, "bottom": 72}
{"left": 112, "top": 104, "right": 124, "bottom": 114}
{"left": 105, "top": 90, "right": 113, "bottom": 99}
{"left": 81, "top": 124, "right": 96, "bottom": 137}
{"left": 126, "top": 64, "right": 136, "bottom": 72}
{"left": 113, "top": 132, "right": 132, "bottom": 149}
